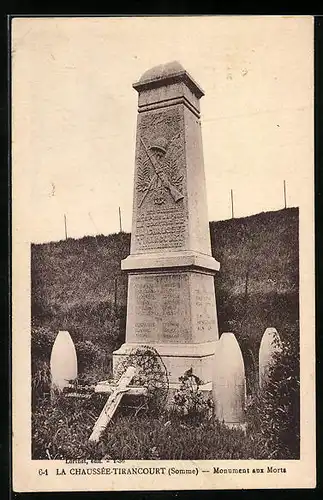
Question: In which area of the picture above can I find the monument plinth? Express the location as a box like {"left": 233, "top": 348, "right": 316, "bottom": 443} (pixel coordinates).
{"left": 113, "top": 61, "right": 220, "bottom": 386}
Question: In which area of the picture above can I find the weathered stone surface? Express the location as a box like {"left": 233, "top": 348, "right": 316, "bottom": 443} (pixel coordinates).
{"left": 114, "top": 341, "right": 217, "bottom": 385}
{"left": 121, "top": 250, "right": 220, "bottom": 272}
{"left": 138, "top": 61, "right": 186, "bottom": 84}
{"left": 212, "top": 333, "right": 246, "bottom": 425}
{"left": 130, "top": 64, "right": 213, "bottom": 257}
{"left": 50, "top": 330, "right": 77, "bottom": 391}
{"left": 124, "top": 271, "right": 218, "bottom": 345}
{"left": 134, "top": 61, "right": 204, "bottom": 104}
{"left": 114, "top": 268, "right": 219, "bottom": 384}
{"left": 259, "top": 327, "right": 282, "bottom": 388}
{"left": 113, "top": 62, "right": 219, "bottom": 386}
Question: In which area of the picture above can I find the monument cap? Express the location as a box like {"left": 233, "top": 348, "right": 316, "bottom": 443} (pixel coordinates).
{"left": 139, "top": 61, "right": 185, "bottom": 82}
{"left": 133, "top": 60, "right": 205, "bottom": 99}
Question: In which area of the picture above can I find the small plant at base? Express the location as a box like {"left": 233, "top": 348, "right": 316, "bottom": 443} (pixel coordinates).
{"left": 171, "top": 368, "right": 214, "bottom": 424}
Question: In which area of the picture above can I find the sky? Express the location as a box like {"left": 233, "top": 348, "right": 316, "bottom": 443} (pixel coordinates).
{"left": 12, "top": 16, "right": 314, "bottom": 243}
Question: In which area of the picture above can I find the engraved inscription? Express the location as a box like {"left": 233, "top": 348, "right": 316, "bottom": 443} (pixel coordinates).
{"left": 135, "top": 281, "right": 156, "bottom": 315}
{"left": 162, "top": 321, "right": 180, "bottom": 339}
{"left": 197, "top": 318, "right": 216, "bottom": 332}
{"left": 196, "top": 287, "right": 216, "bottom": 332}
{"left": 191, "top": 274, "right": 218, "bottom": 341}
{"left": 136, "top": 208, "right": 187, "bottom": 250}
{"left": 134, "top": 321, "right": 155, "bottom": 340}
{"left": 130, "top": 274, "right": 190, "bottom": 343}
{"left": 161, "top": 276, "right": 181, "bottom": 317}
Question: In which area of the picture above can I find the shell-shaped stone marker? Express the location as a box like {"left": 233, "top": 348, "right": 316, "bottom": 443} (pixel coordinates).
{"left": 259, "top": 327, "right": 282, "bottom": 389}
{"left": 50, "top": 330, "right": 78, "bottom": 391}
{"left": 212, "top": 332, "right": 246, "bottom": 425}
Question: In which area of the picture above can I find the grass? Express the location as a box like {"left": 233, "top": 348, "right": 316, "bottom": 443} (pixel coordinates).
{"left": 32, "top": 393, "right": 270, "bottom": 460}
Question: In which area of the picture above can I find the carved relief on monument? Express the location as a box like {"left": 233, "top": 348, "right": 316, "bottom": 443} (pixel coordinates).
{"left": 136, "top": 107, "right": 185, "bottom": 208}
{"left": 133, "top": 106, "right": 189, "bottom": 253}
{"left": 137, "top": 133, "right": 184, "bottom": 208}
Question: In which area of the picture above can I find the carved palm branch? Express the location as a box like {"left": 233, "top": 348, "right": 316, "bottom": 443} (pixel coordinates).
{"left": 137, "top": 158, "right": 153, "bottom": 192}
{"left": 164, "top": 132, "right": 184, "bottom": 189}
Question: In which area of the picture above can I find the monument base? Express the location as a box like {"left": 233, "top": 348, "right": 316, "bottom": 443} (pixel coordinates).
{"left": 112, "top": 340, "right": 247, "bottom": 426}
{"left": 113, "top": 341, "right": 217, "bottom": 385}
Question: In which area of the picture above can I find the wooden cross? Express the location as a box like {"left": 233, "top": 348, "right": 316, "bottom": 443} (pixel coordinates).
{"left": 89, "top": 366, "right": 138, "bottom": 443}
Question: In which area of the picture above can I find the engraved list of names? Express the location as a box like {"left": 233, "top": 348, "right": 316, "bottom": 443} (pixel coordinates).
{"left": 135, "top": 206, "right": 188, "bottom": 252}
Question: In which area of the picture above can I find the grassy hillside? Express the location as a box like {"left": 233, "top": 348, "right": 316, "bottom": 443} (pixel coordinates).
{"left": 210, "top": 209, "right": 299, "bottom": 387}
{"left": 31, "top": 208, "right": 299, "bottom": 388}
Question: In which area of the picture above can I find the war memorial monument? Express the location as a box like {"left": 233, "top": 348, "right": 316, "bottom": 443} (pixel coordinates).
{"left": 113, "top": 61, "right": 221, "bottom": 392}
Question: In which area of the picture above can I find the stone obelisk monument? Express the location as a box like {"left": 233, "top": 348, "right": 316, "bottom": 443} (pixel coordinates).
{"left": 113, "top": 61, "right": 220, "bottom": 388}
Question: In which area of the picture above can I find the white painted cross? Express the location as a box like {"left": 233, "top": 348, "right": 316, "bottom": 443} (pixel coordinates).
{"left": 89, "top": 366, "right": 137, "bottom": 443}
